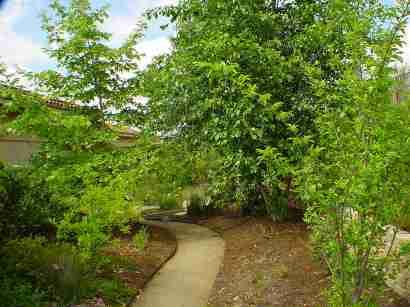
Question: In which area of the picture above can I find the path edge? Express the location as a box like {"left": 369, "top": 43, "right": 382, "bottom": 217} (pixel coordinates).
{"left": 126, "top": 221, "right": 178, "bottom": 307}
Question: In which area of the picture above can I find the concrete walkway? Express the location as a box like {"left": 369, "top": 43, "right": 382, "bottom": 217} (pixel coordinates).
{"left": 133, "top": 221, "right": 225, "bottom": 307}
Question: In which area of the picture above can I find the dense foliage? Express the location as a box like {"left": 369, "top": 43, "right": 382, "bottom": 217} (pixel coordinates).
{"left": 143, "top": 0, "right": 396, "bottom": 216}
{"left": 0, "top": 163, "right": 56, "bottom": 242}
{"left": 143, "top": 0, "right": 317, "bottom": 215}
{"left": 296, "top": 1, "right": 410, "bottom": 305}
{"left": 143, "top": 0, "right": 410, "bottom": 305}
{"left": 2, "top": 0, "right": 410, "bottom": 306}
{"left": 0, "top": 1, "right": 201, "bottom": 305}
{"left": 35, "top": 0, "right": 142, "bottom": 118}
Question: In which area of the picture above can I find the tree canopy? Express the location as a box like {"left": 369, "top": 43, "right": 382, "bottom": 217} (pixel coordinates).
{"left": 142, "top": 0, "right": 404, "bottom": 215}
{"left": 35, "top": 0, "right": 142, "bottom": 118}
{"left": 2, "top": 0, "right": 410, "bottom": 306}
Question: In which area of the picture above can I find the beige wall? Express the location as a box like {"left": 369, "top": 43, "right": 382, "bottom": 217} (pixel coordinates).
{"left": 0, "top": 137, "right": 41, "bottom": 164}
{"left": 0, "top": 136, "right": 136, "bottom": 164}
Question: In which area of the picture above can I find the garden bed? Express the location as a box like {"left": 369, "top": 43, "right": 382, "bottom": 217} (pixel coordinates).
{"left": 197, "top": 217, "right": 409, "bottom": 307}
{"left": 0, "top": 224, "right": 177, "bottom": 307}
{"left": 95, "top": 224, "right": 177, "bottom": 306}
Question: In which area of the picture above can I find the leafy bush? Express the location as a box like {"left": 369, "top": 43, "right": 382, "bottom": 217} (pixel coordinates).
{"left": 0, "top": 237, "right": 90, "bottom": 304}
{"left": 0, "top": 236, "right": 136, "bottom": 306}
{"left": 45, "top": 138, "right": 196, "bottom": 254}
{"left": 0, "top": 135, "right": 197, "bottom": 257}
{"left": 0, "top": 273, "right": 46, "bottom": 307}
{"left": 297, "top": 1, "right": 410, "bottom": 305}
{"left": 87, "top": 278, "right": 136, "bottom": 306}
{"left": 0, "top": 162, "right": 17, "bottom": 239}
{"left": 133, "top": 227, "right": 150, "bottom": 251}
{"left": 158, "top": 194, "right": 180, "bottom": 210}
{"left": 0, "top": 164, "right": 56, "bottom": 242}
{"left": 184, "top": 185, "right": 216, "bottom": 216}
{"left": 56, "top": 184, "right": 139, "bottom": 255}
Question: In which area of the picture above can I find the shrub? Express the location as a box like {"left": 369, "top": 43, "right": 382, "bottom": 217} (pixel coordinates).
{"left": 0, "top": 165, "right": 57, "bottom": 242}
{"left": 0, "top": 236, "right": 139, "bottom": 305}
{"left": 297, "top": 2, "right": 410, "bottom": 304}
{"left": 0, "top": 273, "right": 46, "bottom": 307}
{"left": 0, "top": 162, "right": 17, "bottom": 239}
{"left": 56, "top": 184, "right": 139, "bottom": 255}
{"left": 42, "top": 246, "right": 89, "bottom": 303}
{"left": 88, "top": 278, "right": 136, "bottom": 306}
{"left": 0, "top": 237, "right": 91, "bottom": 305}
{"left": 133, "top": 227, "right": 150, "bottom": 251}
{"left": 158, "top": 194, "right": 180, "bottom": 210}
{"left": 184, "top": 185, "right": 215, "bottom": 216}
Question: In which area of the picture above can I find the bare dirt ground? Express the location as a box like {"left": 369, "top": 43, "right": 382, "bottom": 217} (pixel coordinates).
{"left": 198, "top": 216, "right": 409, "bottom": 307}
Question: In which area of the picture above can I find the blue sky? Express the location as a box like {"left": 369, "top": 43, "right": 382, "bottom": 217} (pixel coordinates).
{"left": 0, "top": 0, "right": 409, "bottom": 73}
{"left": 0, "top": 0, "right": 177, "bottom": 71}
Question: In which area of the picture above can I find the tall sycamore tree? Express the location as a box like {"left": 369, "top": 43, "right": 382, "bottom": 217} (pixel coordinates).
{"left": 3, "top": 0, "right": 146, "bottom": 255}
{"left": 142, "top": 0, "right": 403, "bottom": 218}
{"left": 35, "top": 0, "right": 142, "bottom": 119}
{"left": 145, "top": 0, "right": 410, "bottom": 304}
{"left": 143, "top": 0, "right": 335, "bottom": 215}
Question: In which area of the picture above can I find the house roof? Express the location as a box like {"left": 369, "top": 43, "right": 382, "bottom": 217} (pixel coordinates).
{"left": 1, "top": 86, "right": 138, "bottom": 139}
{"left": 46, "top": 98, "right": 81, "bottom": 110}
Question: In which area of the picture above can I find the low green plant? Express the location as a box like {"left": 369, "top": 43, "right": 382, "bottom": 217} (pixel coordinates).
{"left": 158, "top": 194, "right": 180, "bottom": 210}
{"left": 0, "top": 164, "right": 56, "bottom": 242}
{"left": 56, "top": 184, "right": 140, "bottom": 256}
{"left": 0, "top": 236, "right": 138, "bottom": 306}
{"left": 183, "top": 186, "right": 207, "bottom": 215}
{"left": 263, "top": 188, "right": 289, "bottom": 221}
{"left": 0, "top": 273, "right": 46, "bottom": 307}
{"left": 88, "top": 278, "right": 136, "bottom": 306}
{"left": 96, "top": 253, "right": 140, "bottom": 273}
{"left": 44, "top": 247, "right": 89, "bottom": 303}
{"left": 0, "top": 237, "right": 90, "bottom": 305}
{"left": 133, "top": 227, "right": 150, "bottom": 251}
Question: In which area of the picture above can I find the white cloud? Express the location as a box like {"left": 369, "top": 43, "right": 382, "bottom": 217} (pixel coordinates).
{"left": 137, "top": 37, "right": 173, "bottom": 68}
{"left": 103, "top": 16, "right": 173, "bottom": 69}
{"left": 103, "top": 0, "right": 177, "bottom": 68}
{"left": 103, "top": 0, "right": 177, "bottom": 44}
{"left": 0, "top": 0, "right": 177, "bottom": 72}
{"left": 0, "top": 0, "right": 50, "bottom": 70}
{"left": 104, "top": 14, "right": 140, "bottom": 46}
{"left": 156, "top": 0, "right": 179, "bottom": 6}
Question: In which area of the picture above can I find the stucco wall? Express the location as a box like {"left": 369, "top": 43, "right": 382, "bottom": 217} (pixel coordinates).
{"left": 0, "top": 136, "right": 136, "bottom": 164}
{"left": 0, "top": 137, "right": 41, "bottom": 164}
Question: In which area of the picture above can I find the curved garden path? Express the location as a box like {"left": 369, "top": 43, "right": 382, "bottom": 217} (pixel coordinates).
{"left": 132, "top": 220, "right": 225, "bottom": 307}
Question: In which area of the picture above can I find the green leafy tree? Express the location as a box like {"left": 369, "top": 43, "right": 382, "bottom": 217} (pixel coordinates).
{"left": 143, "top": 0, "right": 397, "bottom": 217}
{"left": 0, "top": 0, "right": 147, "bottom": 255}
{"left": 35, "top": 0, "right": 142, "bottom": 119}
{"left": 145, "top": 0, "right": 410, "bottom": 304}
{"left": 298, "top": 1, "right": 410, "bottom": 305}
{"left": 143, "top": 0, "right": 332, "bottom": 215}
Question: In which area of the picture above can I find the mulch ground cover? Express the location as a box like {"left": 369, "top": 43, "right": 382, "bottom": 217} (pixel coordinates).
{"left": 99, "top": 225, "right": 177, "bottom": 305}
{"left": 197, "top": 216, "right": 409, "bottom": 307}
